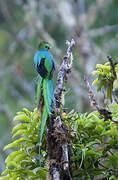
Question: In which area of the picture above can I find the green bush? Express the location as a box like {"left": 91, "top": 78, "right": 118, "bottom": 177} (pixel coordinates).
{"left": 0, "top": 108, "right": 47, "bottom": 180}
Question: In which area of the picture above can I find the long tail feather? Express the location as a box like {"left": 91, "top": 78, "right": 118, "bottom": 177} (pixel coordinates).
{"left": 43, "top": 79, "right": 52, "bottom": 118}
{"left": 39, "top": 106, "right": 48, "bottom": 164}
{"left": 37, "top": 77, "right": 42, "bottom": 107}
{"left": 49, "top": 79, "right": 56, "bottom": 107}
{"left": 39, "top": 78, "right": 55, "bottom": 164}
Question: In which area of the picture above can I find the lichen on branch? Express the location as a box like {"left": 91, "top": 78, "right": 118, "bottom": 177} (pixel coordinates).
{"left": 48, "top": 39, "right": 75, "bottom": 180}
{"left": 54, "top": 39, "right": 75, "bottom": 108}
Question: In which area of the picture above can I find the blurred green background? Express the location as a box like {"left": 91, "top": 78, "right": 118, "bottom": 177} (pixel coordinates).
{"left": 0, "top": 0, "right": 118, "bottom": 173}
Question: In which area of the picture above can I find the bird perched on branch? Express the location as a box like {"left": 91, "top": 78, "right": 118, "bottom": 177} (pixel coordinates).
{"left": 34, "top": 41, "right": 56, "bottom": 162}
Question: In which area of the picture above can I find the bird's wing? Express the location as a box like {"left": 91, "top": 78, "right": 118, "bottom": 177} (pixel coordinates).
{"left": 50, "top": 62, "right": 55, "bottom": 79}
{"left": 44, "top": 54, "right": 55, "bottom": 79}
{"left": 37, "top": 77, "right": 43, "bottom": 107}
{"left": 36, "top": 58, "right": 48, "bottom": 78}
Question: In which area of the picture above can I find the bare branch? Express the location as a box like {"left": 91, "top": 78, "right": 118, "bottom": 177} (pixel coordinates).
{"left": 85, "top": 77, "right": 99, "bottom": 110}
{"left": 54, "top": 39, "right": 75, "bottom": 108}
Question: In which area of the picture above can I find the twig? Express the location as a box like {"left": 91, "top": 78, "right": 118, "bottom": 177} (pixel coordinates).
{"left": 85, "top": 78, "right": 118, "bottom": 124}
{"left": 107, "top": 56, "right": 117, "bottom": 79}
{"left": 85, "top": 77, "right": 99, "bottom": 110}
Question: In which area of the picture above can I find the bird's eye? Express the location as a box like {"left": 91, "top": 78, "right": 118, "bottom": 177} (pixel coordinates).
{"left": 45, "top": 46, "right": 49, "bottom": 49}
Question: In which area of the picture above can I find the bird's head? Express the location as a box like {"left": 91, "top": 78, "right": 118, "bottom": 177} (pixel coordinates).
{"left": 38, "top": 41, "right": 51, "bottom": 51}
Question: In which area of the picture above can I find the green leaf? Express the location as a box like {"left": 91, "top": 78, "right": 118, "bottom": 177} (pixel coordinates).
{"left": 109, "top": 175, "right": 117, "bottom": 180}
{"left": 33, "top": 167, "right": 48, "bottom": 176}
{"left": 92, "top": 78, "right": 98, "bottom": 85}
{"left": 5, "top": 151, "right": 27, "bottom": 165}
{"left": 86, "top": 141, "right": 100, "bottom": 148}
{"left": 82, "top": 148, "right": 88, "bottom": 159}
{"left": 13, "top": 112, "right": 30, "bottom": 122}
{"left": 12, "top": 123, "right": 28, "bottom": 133}
{"left": 1, "top": 168, "right": 10, "bottom": 175}
{"left": 110, "top": 122, "right": 118, "bottom": 136}
{"left": 6, "top": 161, "right": 18, "bottom": 168}
{"left": 108, "top": 155, "right": 117, "bottom": 168}
{"left": 31, "top": 108, "right": 40, "bottom": 121}
{"left": 86, "top": 150, "right": 96, "bottom": 156}
{"left": 97, "top": 80, "right": 106, "bottom": 91}
{"left": 12, "top": 129, "right": 29, "bottom": 137}
{"left": 0, "top": 176, "right": 10, "bottom": 180}
{"left": 71, "top": 155, "right": 81, "bottom": 161}
{"left": 23, "top": 108, "right": 31, "bottom": 117}
{"left": 84, "top": 160, "right": 91, "bottom": 168}
{"left": 4, "top": 137, "right": 28, "bottom": 150}
{"left": 12, "top": 153, "right": 28, "bottom": 163}
{"left": 95, "top": 125, "right": 104, "bottom": 133}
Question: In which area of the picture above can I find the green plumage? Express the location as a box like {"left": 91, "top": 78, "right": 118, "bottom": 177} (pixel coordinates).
{"left": 43, "top": 79, "right": 51, "bottom": 118}
{"left": 34, "top": 41, "right": 56, "bottom": 163}
{"left": 37, "top": 77, "right": 42, "bottom": 107}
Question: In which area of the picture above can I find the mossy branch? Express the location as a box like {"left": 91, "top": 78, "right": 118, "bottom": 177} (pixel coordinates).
{"left": 48, "top": 39, "right": 75, "bottom": 180}
{"left": 54, "top": 39, "right": 75, "bottom": 108}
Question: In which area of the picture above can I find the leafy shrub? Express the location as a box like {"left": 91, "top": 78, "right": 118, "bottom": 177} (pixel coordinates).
{"left": 0, "top": 108, "right": 47, "bottom": 180}
{"left": 65, "top": 107, "right": 118, "bottom": 179}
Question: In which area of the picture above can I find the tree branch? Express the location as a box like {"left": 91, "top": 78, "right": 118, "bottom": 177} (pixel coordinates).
{"left": 107, "top": 55, "right": 117, "bottom": 79}
{"left": 48, "top": 39, "right": 75, "bottom": 180}
{"left": 54, "top": 39, "right": 75, "bottom": 108}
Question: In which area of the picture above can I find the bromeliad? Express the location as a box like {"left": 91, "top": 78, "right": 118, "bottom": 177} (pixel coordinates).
{"left": 34, "top": 41, "right": 56, "bottom": 163}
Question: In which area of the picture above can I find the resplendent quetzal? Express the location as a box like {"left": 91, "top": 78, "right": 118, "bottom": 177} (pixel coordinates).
{"left": 34, "top": 41, "right": 56, "bottom": 162}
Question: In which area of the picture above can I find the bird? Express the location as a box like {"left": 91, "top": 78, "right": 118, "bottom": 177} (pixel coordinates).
{"left": 34, "top": 41, "right": 56, "bottom": 163}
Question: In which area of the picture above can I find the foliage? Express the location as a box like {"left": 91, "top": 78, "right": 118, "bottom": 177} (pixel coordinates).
{"left": 64, "top": 107, "right": 118, "bottom": 179}
{"left": 0, "top": 108, "right": 47, "bottom": 180}
{"left": 1, "top": 100, "right": 118, "bottom": 179}
{"left": 92, "top": 62, "right": 118, "bottom": 102}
